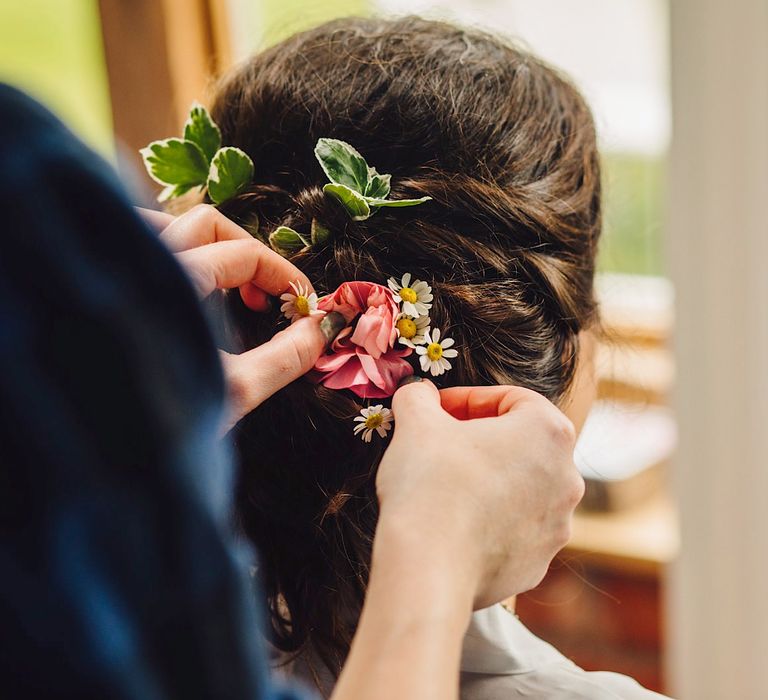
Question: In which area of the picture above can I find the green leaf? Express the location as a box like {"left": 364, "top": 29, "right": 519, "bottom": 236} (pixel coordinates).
{"left": 158, "top": 183, "right": 200, "bottom": 203}
{"left": 310, "top": 218, "right": 331, "bottom": 246}
{"left": 365, "top": 171, "right": 391, "bottom": 199}
{"left": 207, "top": 147, "right": 254, "bottom": 205}
{"left": 323, "top": 183, "right": 372, "bottom": 221}
{"left": 315, "top": 138, "right": 370, "bottom": 194}
{"left": 183, "top": 102, "right": 221, "bottom": 163}
{"left": 367, "top": 196, "right": 432, "bottom": 210}
{"left": 140, "top": 137, "right": 209, "bottom": 188}
{"left": 268, "top": 226, "right": 309, "bottom": 254}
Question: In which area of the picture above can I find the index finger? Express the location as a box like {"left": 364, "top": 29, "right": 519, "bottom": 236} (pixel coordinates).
{"left": 439, "top": 385, "right": 554, "bottom": 421}
{"left": 158, "top": 204, "right": 253, "bottom": 252}
{"left": 176, "top": 238, "right": 312, "bottom": 299}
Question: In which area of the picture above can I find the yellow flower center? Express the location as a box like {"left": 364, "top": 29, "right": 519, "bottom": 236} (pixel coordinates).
{"left": 295, "top": 295, "right": 310, "bottom": 316}
{"left": 426, "top": 342, "right": 443, "bottom": 361}
{"left": 396, "top": 318, "right": 418, "bottom": 339}
{"left": 399, "top": 287, "right": 418, "bottom": 304}
{"left": 364, "top": 413, "right": 384, "bottom": 429}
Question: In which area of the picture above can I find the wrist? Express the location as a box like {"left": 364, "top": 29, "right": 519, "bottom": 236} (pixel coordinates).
{"left": 372, "top": 508, "right": 480, "bottom": 621}
{"left": 332, "top": 499, "right": 479, "bottom": 699}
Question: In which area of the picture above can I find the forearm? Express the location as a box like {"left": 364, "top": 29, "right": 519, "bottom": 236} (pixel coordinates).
{"left": 331, "top": 513, "right": 477, "bottom": 700}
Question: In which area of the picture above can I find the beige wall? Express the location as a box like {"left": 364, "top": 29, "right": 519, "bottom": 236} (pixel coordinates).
{"left": 666, "top": 0, "right": 768, "bottom": 697}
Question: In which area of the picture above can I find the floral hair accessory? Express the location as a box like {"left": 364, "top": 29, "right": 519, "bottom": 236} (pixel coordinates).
{"left": 300, "top": 272, "right": 457, "bottom": 442}
{"left": 315, "top": 138, "right": 431, "bottom": 221}
{"left": 396, "top": 314, "right": 431, "bottom": 348}
{"left": 141, "top": 103, "right": 254, "bottom": 205}
{"left": 388, "top": 273, "right": 433, "bottom": 317}
{"left": 312, "top": 281, "right": 414, "bottom": 398}
{"left": 415, "top": 328, "right": 458, "bottom": 376}
{"left": 353, "top": 405, "right": 394, "bottom": 443}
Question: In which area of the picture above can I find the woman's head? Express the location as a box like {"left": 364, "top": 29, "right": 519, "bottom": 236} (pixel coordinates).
{"left": 211, "top": 15, "right": 601, "bottom": 676}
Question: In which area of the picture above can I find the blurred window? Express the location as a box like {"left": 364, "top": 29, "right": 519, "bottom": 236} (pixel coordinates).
{"left": 0, "top": 0, "right": 113, "bottom": 154}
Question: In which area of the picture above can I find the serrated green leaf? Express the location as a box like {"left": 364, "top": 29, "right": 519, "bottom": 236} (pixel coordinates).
{"left": 183, "top": 102, "right": 221, "bottom": 163}
{"left": 140, "top": 137, "right": 209, "bottom": 189}
{"left": 367, "top": 196, "right": 432, "bottom": 210}
{"left": 268, "top": 226, "right": 309, "bottom": 254}
{"left": 310, "top": 218, "right": 331, "bottom": 246}
{"left": 315, "top": 138, "right": 370, "bottom": 194}
{"left": 323, "top": 182, "right": 372, "bottom": 221}
{"left": 207, "top": 147, "right": 254, "bottom": 205}
{"left": 158, "top": 182, "right": 199, "bottom": 202}
{"left": 366, "top": 171, "right": 391, "bottom": 199}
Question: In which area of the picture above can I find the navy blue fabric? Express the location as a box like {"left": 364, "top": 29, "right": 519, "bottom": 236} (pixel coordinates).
{"left": 0, "top": 85, "right": 309, "bottom": 700}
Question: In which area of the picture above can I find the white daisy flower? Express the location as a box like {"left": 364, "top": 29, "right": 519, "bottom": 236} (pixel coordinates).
{"left": 387, "top": 272, "right": 433, "bottom": 317}
{"left": 415, "top": 328, "right": 458, "bottom": 377}
{"left": 395, "top": 314, "right": 431, "bottom": 348}
{"left": 353, "top": 405, "right": 394, "bottom": 443}
{"left": 280, "top": 280, "right": 322, "bottom": 322}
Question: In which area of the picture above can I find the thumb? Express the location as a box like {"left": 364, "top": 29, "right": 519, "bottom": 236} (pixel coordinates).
{"left": 220, "top": 312, "right": 346, "bottom": 427}
{"left": 390, "top": 378, "right": 443, "bottom": 428}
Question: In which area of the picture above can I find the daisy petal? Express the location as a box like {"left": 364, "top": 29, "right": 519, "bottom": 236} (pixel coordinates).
{"left": 441, "top": 338, "right": 455, "bottom": 348}
{"left": 442, "top": 349, "right": 458, "bottom": 358}
{"left": 419, "top": 355, "right": 431, "bottom": 372}
{"left": 402, "top": 272, "right": 411, "bottom": 287}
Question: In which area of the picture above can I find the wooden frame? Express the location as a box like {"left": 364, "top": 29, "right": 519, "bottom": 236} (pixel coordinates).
{"left": 98, "top": 0, "right": 232, "bottom": 186}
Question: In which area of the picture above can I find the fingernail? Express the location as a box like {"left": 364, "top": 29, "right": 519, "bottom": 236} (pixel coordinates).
{"left": 398, "top": 375, "right": 423, "bottom": 388}
{"left": 320, "top": 311, "right": 346, "bottom": 347}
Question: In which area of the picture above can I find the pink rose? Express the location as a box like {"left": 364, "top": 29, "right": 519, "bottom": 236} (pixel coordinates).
{"left": 318, "top": 281, "right": 400, "bottom": 358}
{"left": 313, "top": 281, "right": 413, "bottom": 397}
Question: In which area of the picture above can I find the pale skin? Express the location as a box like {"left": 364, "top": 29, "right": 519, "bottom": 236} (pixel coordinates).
{"left": 142, "top": 204, "right": 586, "bottom": 700}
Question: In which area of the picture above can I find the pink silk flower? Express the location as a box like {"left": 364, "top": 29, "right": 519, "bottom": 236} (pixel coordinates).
{"left": 312, "top": 281, "right": 414, "bottom": 398}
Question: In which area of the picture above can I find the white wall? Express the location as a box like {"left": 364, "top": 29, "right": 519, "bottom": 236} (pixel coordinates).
{"left": 376, "top": 0, "right": 670, "bottom": 154}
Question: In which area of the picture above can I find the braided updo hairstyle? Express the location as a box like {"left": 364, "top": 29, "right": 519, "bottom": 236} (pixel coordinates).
{"left": 211, "top": 15, "right": 601, "bottom": 679}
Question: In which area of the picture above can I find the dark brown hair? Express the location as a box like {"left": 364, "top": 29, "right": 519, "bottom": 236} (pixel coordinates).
{"left": 210, "top": 15, "right": 601, "bottom": 682}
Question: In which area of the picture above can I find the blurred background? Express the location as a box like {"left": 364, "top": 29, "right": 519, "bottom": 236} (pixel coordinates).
{"left": 2, "top": 1, "right": 765, "bottom": 698}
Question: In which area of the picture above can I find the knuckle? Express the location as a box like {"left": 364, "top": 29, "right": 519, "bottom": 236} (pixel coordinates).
{"left": 189, "top": 202, "right": 216, "bottom": 222}
{"left": 571, "top": 472, "right": 586, "bottom": 506}
{"left": 548, "top": 412, "right": 577, "bottom": 448}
